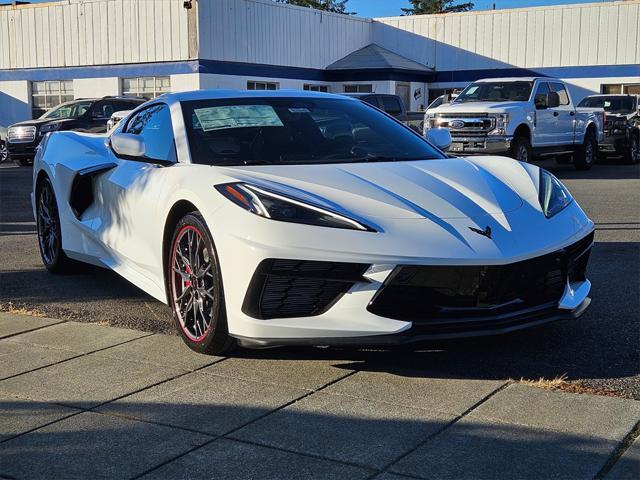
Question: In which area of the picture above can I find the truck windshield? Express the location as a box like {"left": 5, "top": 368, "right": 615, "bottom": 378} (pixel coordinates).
{"left": 41, "top": 101, "right": 93, "bottom": 120}
{"left": 181, "top": 97, "right": 445, "bottom": 166}
{"left": 577, "top": 96, "right": 635, "bottom": 114}
{"left": 454, "top": 81, "right": 533, "bottom": 103}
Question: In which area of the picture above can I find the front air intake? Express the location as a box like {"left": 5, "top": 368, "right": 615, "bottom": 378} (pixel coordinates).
{"left": 242, "top": 259, "right": 369, "bottom": 319}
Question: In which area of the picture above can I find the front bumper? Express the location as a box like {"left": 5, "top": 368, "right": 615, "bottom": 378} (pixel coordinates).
{"left": 7, "top": 141, "right": 38, "bottom": 159}
{"left": 448, "top": 135, "right": 512, "bottom": 155}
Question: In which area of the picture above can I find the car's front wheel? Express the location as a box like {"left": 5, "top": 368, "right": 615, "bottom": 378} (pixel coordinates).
{"left": 0, "top": 141, "right": 8, "bottom": 163}
{"left": 574, "top": 130, "right": 596, "bottom": 170}
{"left": 168, "top": 213, "right": 235, "bottom": 355}
{"left": 509, "top": 134, "right": 531, "bottom": 163}
{"left": 36, "top": 178, "right": 75, "bottom": 273}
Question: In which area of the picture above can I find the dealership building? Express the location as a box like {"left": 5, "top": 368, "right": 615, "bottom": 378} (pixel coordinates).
{"left": 0, "top": 0, "right": 639, "bottom": 127}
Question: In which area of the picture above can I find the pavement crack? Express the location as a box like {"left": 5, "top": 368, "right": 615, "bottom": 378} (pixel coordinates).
{"left": 594, "top": 419, "right": 640, "bottom": 479}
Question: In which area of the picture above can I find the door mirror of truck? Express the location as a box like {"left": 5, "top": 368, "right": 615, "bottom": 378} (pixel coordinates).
{"left": 426, "top": 127, "right": 452, "bottom": 152}
{"left": 547, "top": 92, "right": 560, "bottom": 109}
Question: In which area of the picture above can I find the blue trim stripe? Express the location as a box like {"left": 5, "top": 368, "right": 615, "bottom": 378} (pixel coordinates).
{"left": 0, "top": 59, "right": 637, "bottom": 83}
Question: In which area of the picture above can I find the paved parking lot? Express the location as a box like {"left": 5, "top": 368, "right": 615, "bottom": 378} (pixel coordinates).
{"left": 1, "top": 312, "right": 639, "bottom": 479}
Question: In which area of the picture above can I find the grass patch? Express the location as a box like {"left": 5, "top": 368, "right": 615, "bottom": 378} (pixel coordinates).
{"left": 0, "top": 302, "right": 46, "bottom": 317}
{"left": 514, "top": 374, "right": 624, "bottom": 398}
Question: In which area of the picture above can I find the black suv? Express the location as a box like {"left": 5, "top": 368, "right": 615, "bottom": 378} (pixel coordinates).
{"left": 7, "top": 96, "right": 147, "bottom": 166}
{"left": 578, "top": 94, "right": 639, "bottom": 164}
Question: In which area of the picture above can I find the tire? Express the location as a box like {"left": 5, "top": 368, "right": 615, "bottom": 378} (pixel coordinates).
{"left": 168, "top": 212, "right": 235, "bottom": 355}
{"left": 574, "top": 129, "right": 596, "bottom": 171}
{"left": 509, "top": 134, "right": 531, "bottom": 163}
{"left": 15, "top": 157, "right": 33, "bottom": 167}
{"left": 36, "top": 178, "right": 76, "bottom": 273}
{"left": 625, "top": 134, "right": 639, "bottom": 165}
{"left": 0, "top": 141, "right": 7, "bottom": 164}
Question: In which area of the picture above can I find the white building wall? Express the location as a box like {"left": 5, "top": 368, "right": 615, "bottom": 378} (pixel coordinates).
{"left": 73, "top": 77, "right": 120, "bottom": 98}
{"left": 373, "top": 1, "right": 640, "bottom": 71}
{"left": 0, "top": 0, "right": 190, "bottom": 70}
{"left": 197, "top": 0, "right": 372, "bottom": 69}
{"left": 0, "top": 80, "right": 30, "bottom": 128}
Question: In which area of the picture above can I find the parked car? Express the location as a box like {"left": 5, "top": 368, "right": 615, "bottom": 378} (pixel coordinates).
{"left": 33, "top": 90, "right": 594, "bottom": 355}
{"left": 342, "top": 93, "right": 424, "bottom": 133}
{"left": 0, "top": 126, "right": 7, "bottom": 163}
{"left": 106, "top": 110, "right": 133, "bottom": 131}
{"left": 424, "top": 77, "right": 605, "bottom": 170}
{"left": 7, "top": 96, "right": 146, "bottom": 166}
{"left": 577, "top": 94, "right": 639, "bottom": 164}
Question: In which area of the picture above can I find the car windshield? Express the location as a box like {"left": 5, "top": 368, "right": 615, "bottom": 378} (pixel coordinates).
{"left": 577, "top": 96, "right": 636, "bottom": 114}
{"left": 181, "top": 97, "right": 445, "bottom": 166}
{"left": 454, "top": 81, "right": 533, "bottom": 103}
{"left": 41, "top": 101, "right": 93, "bottom": 120}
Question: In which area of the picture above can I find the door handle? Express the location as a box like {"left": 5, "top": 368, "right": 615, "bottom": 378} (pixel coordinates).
{"left": 553, "top": 111, "right": 559, "bottom": 117}
{"left": 569, "top": 111, "right": 576, "bottom": 116}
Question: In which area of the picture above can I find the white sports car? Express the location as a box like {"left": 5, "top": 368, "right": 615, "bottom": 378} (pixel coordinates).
{"left": 32, "top": 90, "right": 594, "bottom": 354}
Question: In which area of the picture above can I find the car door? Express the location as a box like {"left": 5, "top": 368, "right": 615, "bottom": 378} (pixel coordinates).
{"left": 93, "top": 103, "right": 177, "bottom": 283}
{"left": 86, "top": 100, "right": 115, "bottom": 133}
{"left": 549, "top": 82, "right": 575, "bottom": 145}
{"left": 532, "top": 82, "right": 554, "bottom": 147}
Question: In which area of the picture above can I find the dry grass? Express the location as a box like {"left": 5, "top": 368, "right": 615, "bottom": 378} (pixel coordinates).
{"left": 514, "top": 374, "right": 624, "bottom": 398}
{"left": 0, "top": 302, "right": 46, "bottom": 317}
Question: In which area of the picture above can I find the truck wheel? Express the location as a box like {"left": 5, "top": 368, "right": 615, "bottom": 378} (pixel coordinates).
{"left": 0, "top": 141, "right": 7, "bottom": 164}
{"left": 625, "top": 134, "right": 639, "bottom": 164}
{"left": 574, "top": 130, "right": 596, "bottom": 171}
{"left": 509, "top": 135, "right": 531, "bottom": 163}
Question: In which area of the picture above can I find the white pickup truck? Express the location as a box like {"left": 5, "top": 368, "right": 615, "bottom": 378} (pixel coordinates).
{"left": 424, "top": 77, "right": 605, "bottom": 170}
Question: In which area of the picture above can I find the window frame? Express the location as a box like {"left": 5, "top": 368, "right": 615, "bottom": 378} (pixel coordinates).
{"left": 343, "top": 84, "right": 373, "bottom": 94}
{"left": 121, "top": 76, "right": 170, "bottom": 99}
{"left": 303, "top": 84, "right": 329, "bottom": 93}
{"left": 30, "top": 80, "right": 74, "bottom": 119}
{"left": 549, "top": 82, "right": 570, "bottom": 106}
{"left": 247, "top": 81, "right": 279, "bottom": 91}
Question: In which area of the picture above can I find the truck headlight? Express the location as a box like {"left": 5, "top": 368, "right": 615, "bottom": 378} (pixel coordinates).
{"left": 539, "top": 170, "right": 573, "bottom": 218}
{"left": 489, "top": 113, "right": 509, "bottom": 135}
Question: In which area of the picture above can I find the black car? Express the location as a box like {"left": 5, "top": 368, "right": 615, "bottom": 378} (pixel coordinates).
{"left": 7, "top": 96, "right": 147, "bottom": 166}
{"left": 577, "top": 94, "right": 639, "bottom": 164}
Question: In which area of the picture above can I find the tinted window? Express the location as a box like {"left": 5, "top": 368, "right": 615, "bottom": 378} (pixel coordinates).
{"left": 577, "top": 96, "right": 636, "bottom": 114}
{"left": 534, "top": 82, "right": 550, "bottom": 109}
{"left": 550, "top": 83, "right": 570, "bottom": 106}
{"left": 92, "top": 101, "right": 114, "bottom": 119}
{"left": 455, "top": 81, "right": 533, "bottom": 103}
{"left": 381, "top": 96, "right": 402, "bottom": 115}
{"left": 181, "top": 97, "right": 445, "bottom": 166}
{"left": 113, "top": 100, "right": 143, "bottom": 112}
{"left": 126, "top": 104, "right": 177, "bottom": 162}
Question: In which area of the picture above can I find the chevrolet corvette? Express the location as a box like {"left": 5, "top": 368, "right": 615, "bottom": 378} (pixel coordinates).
{"left": 32, "top": 90, "right": 594, "bottom": 354}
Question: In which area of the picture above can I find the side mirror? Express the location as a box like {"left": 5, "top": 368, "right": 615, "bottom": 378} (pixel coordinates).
{"left": 547, "top": 91, "right": 560, "bottom": 109}
{"left": 110, "top": 132, "right": 145, "bottom": 158}
{"left": 426, "top": 127, "right": 452, "bottom": 152}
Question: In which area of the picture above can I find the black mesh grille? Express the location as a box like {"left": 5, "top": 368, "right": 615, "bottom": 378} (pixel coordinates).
{"left": 368, "top": 232, "right": 594, "bottom": 323}
{"left": 243, "top": 260, "right": 369, "bottom": 320}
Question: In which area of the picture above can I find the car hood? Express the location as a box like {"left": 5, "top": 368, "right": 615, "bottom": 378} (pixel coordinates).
{"left": 218, "top": 157, "right": 528, "bottom": 221}
{"left": 10, "top": 118, "right": 74, "bottom": 128}
{"left": 431, "top": 101, "right": 528, "bottom": 114}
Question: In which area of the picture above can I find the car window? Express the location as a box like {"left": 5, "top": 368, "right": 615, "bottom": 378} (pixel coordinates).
{"left": 550, "top": 83, "right": 570, "bottom": 106}
{"left": 577, "top": 96, "right": 635, "bottom": 114}
{"left": 180, "top": 97, "right": 446, "bottom": 166}
{"left": 360, "top": 96, "right": 380, "bottom": 108}
{"left": 381, "top": 96, "right": 402, "bottom": 115}
{"left": 534, "top": 82, "right": 550, "bottom": 109}
{"left": 455, "top": 81, "right": 533, "bottom": 103}
{"left": 92, "top": 101, "right": 114, "bottom": 119}
{"left": 126, "top": 104, "right": 177, "bottom": 162}
{"left": 113, "top": 100, "right": 142, "bottom": 112}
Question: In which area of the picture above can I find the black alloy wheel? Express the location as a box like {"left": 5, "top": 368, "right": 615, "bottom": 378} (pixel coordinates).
{"left": 168, "top": 213, "right": 235, "bottom": 355}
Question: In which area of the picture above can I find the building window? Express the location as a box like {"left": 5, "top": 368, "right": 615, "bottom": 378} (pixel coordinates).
{"left": 601, "top": 83, "right": 640, "bottom": 95}
{"left": 343, "top": 84, "right": 373, "bottom": 93}
{"left": 247, "top": 81, "right": 278, "bottom": 91}
{"left": 122, "top": 76, "right": 171, "bottom": 99}
{"left": 31, "top": 80, "right": 74, "bottom": 118}
{"left": 304, "top": 84, "right": 329, "bottom": 92}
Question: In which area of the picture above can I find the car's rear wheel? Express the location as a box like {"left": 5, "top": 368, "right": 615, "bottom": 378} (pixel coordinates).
{"left": 0, "top": 141, "right": 7, "bottom": 163}
{"left": 509, "top": 134, "right": 531, "bottom": 163}
{"left": 625, "top": 134, "right": 639, "bottom": 164}
{"left": 574, "top": 130, "right": 596, "bottom": 170}
{"left": 36, "top": 178, "right": 75, "bottom": 273}
{"left": 168, "top": 213, "right": 235, "bottom": 355}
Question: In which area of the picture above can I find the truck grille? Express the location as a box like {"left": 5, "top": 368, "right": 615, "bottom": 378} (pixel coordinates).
{"left": 242, "top": 259, "right": 369, "bottom": 319}
{"left": 8, "top": 126, "right": 36, "bottom": 143}
{"left": 368, "top": 232, "right": 594, "bottom": 322}
{"left": 435, "top": 114, "right": 495, "bottom": 133}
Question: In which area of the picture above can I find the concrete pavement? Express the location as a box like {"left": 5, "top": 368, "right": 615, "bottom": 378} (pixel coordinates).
{"left": 1, "top": 312, "right": 638, "bottom": 479}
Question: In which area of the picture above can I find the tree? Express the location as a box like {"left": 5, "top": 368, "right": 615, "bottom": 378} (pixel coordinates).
{"left": 401, "top": 0, "right": 474, "bottom": 15}
{"left": 274, "top": 0, "right": 352, "bottom": 14}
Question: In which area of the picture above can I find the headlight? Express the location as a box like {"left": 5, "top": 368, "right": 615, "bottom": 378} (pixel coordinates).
{"left": 215, "top": 182, "right": 376, "bottom": 232}
{"left": 489, "top": 113, "right": 509, "bottom": 135}
{"left": 40, "top": 124, "right": 61, "bottom": 135}
{"left": 538, "top": 170, "right": 573, "bottom": 218}
{"left": 424, "top": 113, "right": 437, "bottom": 132}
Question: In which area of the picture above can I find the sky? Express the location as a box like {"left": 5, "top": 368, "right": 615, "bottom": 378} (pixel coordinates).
{"left": 27, "top": 0, "right": 608, "bottom": 17}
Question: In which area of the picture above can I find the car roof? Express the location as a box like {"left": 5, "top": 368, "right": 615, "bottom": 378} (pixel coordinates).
{"left": 474, "top": 77, "right": 543, "bottom": 83}
{"left": 161, "top": 89, "right": 361, "bottom": 104}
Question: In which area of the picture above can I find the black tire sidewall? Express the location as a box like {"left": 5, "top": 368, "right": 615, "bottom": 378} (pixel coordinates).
{"left": 36, "top": 179, "right": 65, "bottom": 272}
{"left": 574, "top": 131, "right": 596, "bottom": 170}
{"left": 168, "top": 212, "right": 233, "bottom": 355}
{"left": 510, "top": 135, "right": 531, "bottom": 163}
{"left": 627, "top": 134, "right": 639, "bottom": 164}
